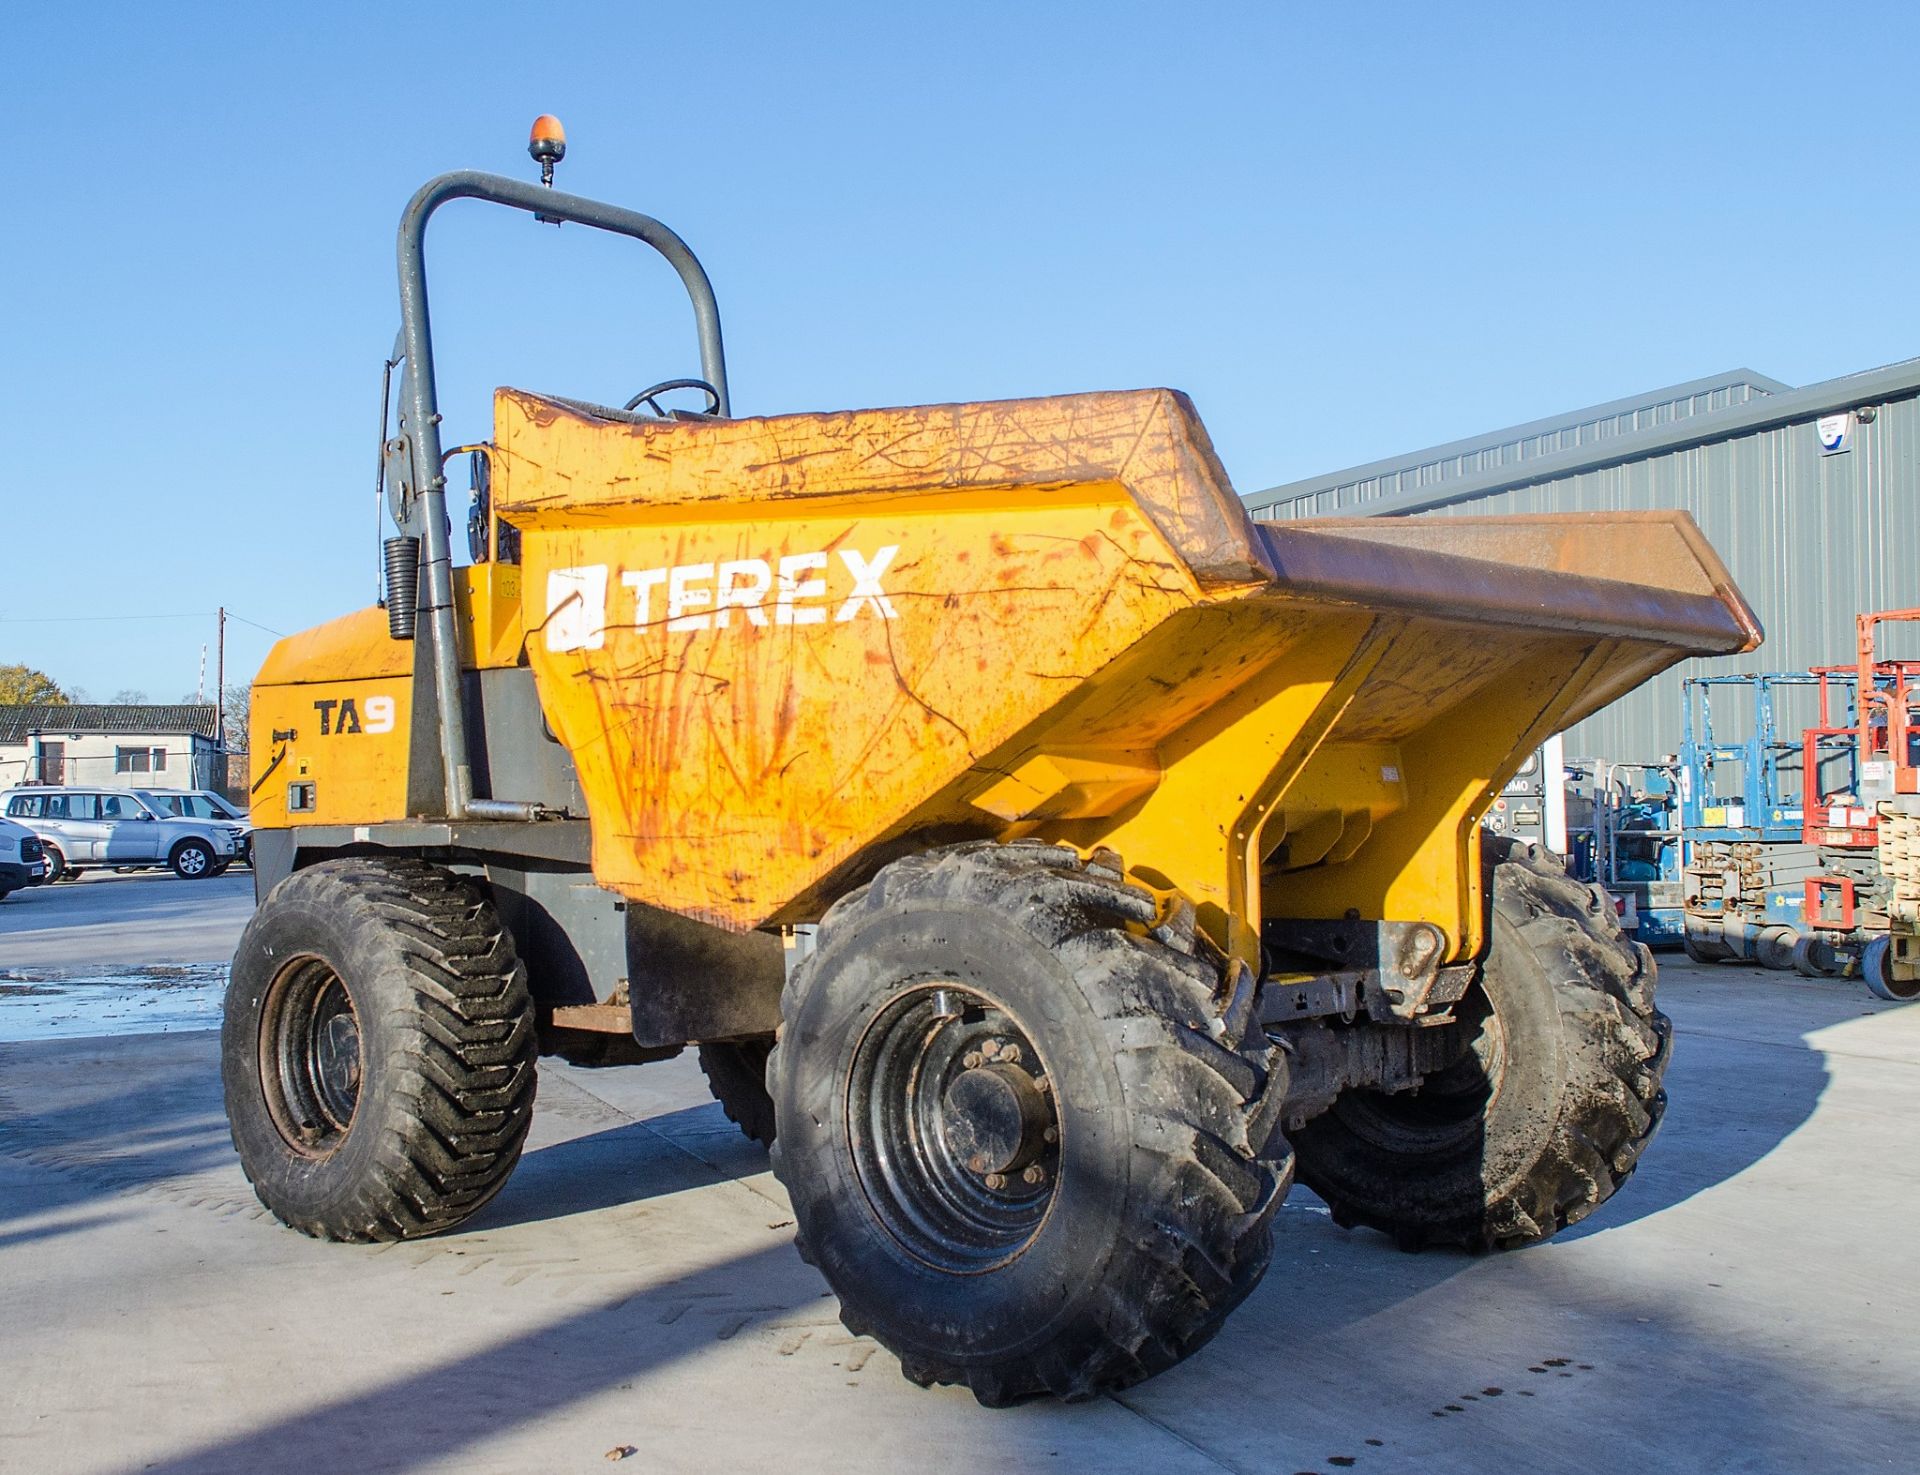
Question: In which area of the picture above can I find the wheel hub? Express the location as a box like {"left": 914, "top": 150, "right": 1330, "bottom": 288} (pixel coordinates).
{"left": 314, "top": 1006, "right": 362, "bottom": 1116}
{"left": 848, "top": 985, "right": 1062, "bottom": 1272}
{"left": 941, "top": 1060, "right": 1050, "bottom": 1178}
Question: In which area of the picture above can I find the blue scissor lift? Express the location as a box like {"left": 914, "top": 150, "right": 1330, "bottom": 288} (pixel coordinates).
{"left": 1678, "top": 672, "right": 1852, "bottom": 971}
{"left": 1564, "top": 759, "right": 1686, "bottom": 947}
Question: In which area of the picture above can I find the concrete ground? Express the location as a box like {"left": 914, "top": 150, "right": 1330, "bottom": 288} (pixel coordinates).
{"left": 0, "top": 871, "right": 253, "bottom": 1042}
{"left": 0, "top": 869, "right": 254, "bottom": 968}
{"left": 1, "top": 883, "right": 1915, "bottom": 1471}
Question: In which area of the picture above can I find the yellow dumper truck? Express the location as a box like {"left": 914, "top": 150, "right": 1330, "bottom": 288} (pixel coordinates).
{"left": 224, "top": 126, "right": 1760, "bottom": 1403}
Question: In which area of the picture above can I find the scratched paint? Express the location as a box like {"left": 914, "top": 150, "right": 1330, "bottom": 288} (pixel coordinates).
{"left": 248, "top": 387, "right": 1758, "bottom": 961}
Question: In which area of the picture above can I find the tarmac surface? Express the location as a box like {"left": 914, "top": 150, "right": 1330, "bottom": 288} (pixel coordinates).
{"left": 0, "top": 875, "right": 1915, "bottom": 1473}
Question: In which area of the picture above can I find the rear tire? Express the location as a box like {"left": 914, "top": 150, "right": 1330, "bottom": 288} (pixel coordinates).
{"left": 769, "top": 840, "right": 1289, "bottom": 1404}
{"left": 1754, "top": 926, "right": 1798, "bottom": 972}
{"left": 1293, "top": 835, "right": 1670, "bottom": 1252}
{"left": 221, "top": 857, "right": 538, "bottom": 1241}
{"left": 697, "top": 1039, "right": 776, "bottom": 1146}
{"left": 1682, "top": 926, "right": 1729, "bottom": 965}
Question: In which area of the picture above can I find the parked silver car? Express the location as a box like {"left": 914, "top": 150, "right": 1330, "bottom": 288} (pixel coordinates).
{"left": 134, "top": 788, "right": 252, "bottom": 867}
{"left": 0, "top": 786, "right": 239, "bottom": 881}
{"left": 0, "top": 816, "right": 48, "bottom": 899}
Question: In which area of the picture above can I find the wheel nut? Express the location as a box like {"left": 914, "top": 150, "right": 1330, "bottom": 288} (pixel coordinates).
{"left": 1042, "top": 1125, "right": 1058, "bottom": 1144}
{"left": 1034, "top": 1075, "right": 1050, "bottom": 1094}
{"left": 984, "top": 1172, "right": 1007, "bottom": 1190}
{"left": 1022, "top": 1164, "right": 1047, "bottom": 1186}
{"left": 999, "top": 1043, "right": 1021, "bottom": 1064}
{"left": 963, "top": 1051, "right": 983, "bottom": 1069}
{"left": 982, "top": 1039, "right": 1002, "bottom": 1060}
{"left": 968, "top": 1154, "right": 989, "bottom": 1174}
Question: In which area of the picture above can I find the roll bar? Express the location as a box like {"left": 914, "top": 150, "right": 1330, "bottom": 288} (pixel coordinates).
{"left": 394, "top": 170, "right": 730, "bottom": 819}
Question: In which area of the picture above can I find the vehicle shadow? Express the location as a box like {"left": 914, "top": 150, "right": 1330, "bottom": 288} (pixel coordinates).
{"left": 0, "top": 1037, "right": 772, "bottom": 1231}
{"left": 462, "top": 1101, "right": 775, "bottom": 1233}
{"left": 124, "top": 1240, "right": 820, "bottom": 1475}
{"left": 1555, "top": 969, "right": 1835, "bottom": 1240}
{"left": 0, "top": 1034, "right": 241, "bottom": 1229}
{"left": 0, "top": 988, "right": 1883, "bottom": 1475}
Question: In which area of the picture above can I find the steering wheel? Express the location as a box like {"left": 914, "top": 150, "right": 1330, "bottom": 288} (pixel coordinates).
{"left": 624, "top": 378, "right": 722, "bottom": 419}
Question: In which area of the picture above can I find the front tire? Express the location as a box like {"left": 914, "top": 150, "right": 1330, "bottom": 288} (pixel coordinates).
{"left": 170, "top": 839, "right": 215, "bottom": 879}
{"left": 769, "top": 841, "right": 1289, "bottom": 1404}
{"left": 1864, "top": 936, "right": 1920, "bottom": 1002}
{"left": 221, "top": 857, "right": 538, "bottom": 1241}
{"left": 1792, "top": 934, "right": 1844, "bottom": 977}
{"left": 1293, "top": 835, "right": 1670, "bottom": 1252}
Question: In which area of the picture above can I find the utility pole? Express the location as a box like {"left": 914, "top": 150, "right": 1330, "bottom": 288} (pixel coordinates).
{"left": 216, "top": 607, "right": 227, "bottom": 753}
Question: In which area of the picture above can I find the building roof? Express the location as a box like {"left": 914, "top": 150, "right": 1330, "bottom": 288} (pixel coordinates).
{"left": 0, "top": 704, "right": 222, "bottom": 744}
{"left": 1244, "top": 356, "right": 1920, "bottom": 518}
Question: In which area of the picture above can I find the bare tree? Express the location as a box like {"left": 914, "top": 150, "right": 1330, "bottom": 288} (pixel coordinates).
{"left": 223, "top": 683, "right": 251, "bottom": 750}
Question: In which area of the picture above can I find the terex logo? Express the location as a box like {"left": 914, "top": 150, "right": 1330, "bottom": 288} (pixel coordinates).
{"left": 544, "top": 545, "right": 900, "bottom": 654}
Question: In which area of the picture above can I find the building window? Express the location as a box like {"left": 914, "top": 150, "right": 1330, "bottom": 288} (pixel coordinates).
{"left": 114, "top": 746, "right": 165, "bottom": 774}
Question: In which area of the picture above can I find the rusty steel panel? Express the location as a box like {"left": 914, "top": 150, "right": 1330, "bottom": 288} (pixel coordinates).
{"left": 474, "top": 387, "right": 1757, "bottom": 955}
{"left": 247, "top": 383, "right": 1758, "bottom": 969}
{"left": 493, "top": 387, "right": 1275, "bottom": 587}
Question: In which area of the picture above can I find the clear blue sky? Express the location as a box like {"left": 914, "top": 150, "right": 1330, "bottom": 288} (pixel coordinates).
{"left": 5, "top": 1, "right": 1917, "bottom": 700}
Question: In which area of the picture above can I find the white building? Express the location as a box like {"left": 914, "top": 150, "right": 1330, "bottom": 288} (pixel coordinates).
{"left": 0, "top": 705, "right": 224, "bottom": 791}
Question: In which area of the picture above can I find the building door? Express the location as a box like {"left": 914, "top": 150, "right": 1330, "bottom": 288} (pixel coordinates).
{"left": 36, "top": 741, "right": 65, "bottom": 785}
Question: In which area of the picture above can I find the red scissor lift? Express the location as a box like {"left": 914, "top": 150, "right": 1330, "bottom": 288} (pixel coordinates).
{"left": 1800, "top": 609, "right": 1920, "bottom": 1000}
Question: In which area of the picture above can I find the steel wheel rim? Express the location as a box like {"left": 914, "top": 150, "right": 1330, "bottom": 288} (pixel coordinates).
{"left": 258, "top": 955, "right": 364, "bottom": 1157}
{"left": 847, "top": 982, "right": 1062, "bottom": 1274}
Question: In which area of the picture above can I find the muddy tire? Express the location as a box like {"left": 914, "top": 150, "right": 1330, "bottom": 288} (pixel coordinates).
{"left": 697, "top": 1039, "right": 776, "bottom": 1146}
{"left": 221, "top": 857, "right": 538, "bottom": 1242}
{"left": 1292, "top": 834, "right": 1670, "bottom": 1252}
{"left": 769, "top": 840, "right": 1290, "bottom": 1405}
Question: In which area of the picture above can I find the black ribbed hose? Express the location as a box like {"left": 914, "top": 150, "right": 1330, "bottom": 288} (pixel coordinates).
{"left": 384, "top": 537, "right": 421, "bottom": 640}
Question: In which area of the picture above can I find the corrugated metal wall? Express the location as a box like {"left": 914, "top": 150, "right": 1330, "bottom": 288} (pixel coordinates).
{"left": 1253, "top": 386, "right": 1920, "bottom": 764}
{"left": 1250, "top": 373, "right": 1782, "bottom": 522}
{"left": 1430, "top": 393, "right": 1918, "bottom": 761}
